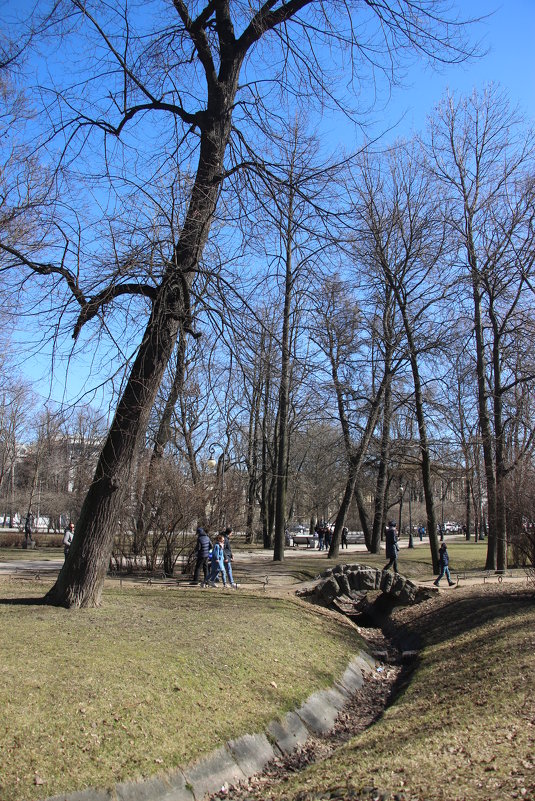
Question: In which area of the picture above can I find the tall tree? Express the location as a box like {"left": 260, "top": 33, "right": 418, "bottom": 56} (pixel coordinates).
{"left": 352, "top": 144, "right": 449, "bottom": 571}
{"left": 426, "top": 86, "right": 535, "bottom": 571}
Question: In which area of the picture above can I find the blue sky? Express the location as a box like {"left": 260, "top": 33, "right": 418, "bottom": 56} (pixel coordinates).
{"left": 11, "top": 0, "right": 535, "bottom": 412}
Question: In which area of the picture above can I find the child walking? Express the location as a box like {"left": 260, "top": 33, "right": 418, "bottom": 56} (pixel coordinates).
{"left": 209, "top": 535, "right": 227, "bottom": 587}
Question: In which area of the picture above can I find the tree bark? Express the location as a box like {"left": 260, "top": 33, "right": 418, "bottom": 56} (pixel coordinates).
{"left": 355, "top": 483, "right": 372, "bottom": 548}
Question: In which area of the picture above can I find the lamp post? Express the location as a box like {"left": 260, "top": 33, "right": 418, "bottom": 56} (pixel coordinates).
{"left": 440, "top": 479, "right": 445, "bottom": 541}
{"left": 207, "top": 443, "right": 226, "bottom": 528}
{"left": 408, "top": 483, "right": 414, "bottom": 548}
{"left": 398, "top": 485, "right": 404, "bottom": 537}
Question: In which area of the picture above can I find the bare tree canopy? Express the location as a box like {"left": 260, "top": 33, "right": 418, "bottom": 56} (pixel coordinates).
{"left": 1, "top": 1, "right": 479, "bottom": 606}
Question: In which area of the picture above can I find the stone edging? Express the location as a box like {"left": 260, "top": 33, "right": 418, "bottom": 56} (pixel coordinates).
{"left": 44, "top": 650, "right": 377, "bottom": 801}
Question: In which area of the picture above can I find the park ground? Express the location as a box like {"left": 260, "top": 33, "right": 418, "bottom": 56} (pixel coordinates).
{"left": 0, "top": 538, "right": 534, "bottom": 801}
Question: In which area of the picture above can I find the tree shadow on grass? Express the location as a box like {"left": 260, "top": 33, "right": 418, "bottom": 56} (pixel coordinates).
{"left": 0, "top": 595, "right": 47, "bottom": 606}
{"left": 390, "top": 585, "right": 535, "bottom": 652}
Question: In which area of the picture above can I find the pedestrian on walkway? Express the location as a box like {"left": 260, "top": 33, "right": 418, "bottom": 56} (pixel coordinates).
{"left": 383, "top": 521, "right": 400, "bottom": 573}
{"left": 316, "top": 523, "right": 324, "bottom": 551}
{"left": 341, "top": 526, "right": 349, "bottom": 549}
{"left": 209, "top": 535, "right": 227, "bottom": 587}
{"left": 222, "top": 526, "right": 238, "bottom": 588}
{"left": 63, "top": 522, "right": 75, "bottom": 559}
{"left": 434, "top": 542, "right": 455, "bottom": 587}
{"left": 191, "top": 526, "right": 212, "bottom": 586}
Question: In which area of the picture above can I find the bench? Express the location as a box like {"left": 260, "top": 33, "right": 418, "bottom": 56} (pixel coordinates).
{"left": 454, "top": 568, "right": 514, "bottom": 584}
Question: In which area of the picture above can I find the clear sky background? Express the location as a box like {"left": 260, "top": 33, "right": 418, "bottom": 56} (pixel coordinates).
{"left": 12, "top": 0, "right": 535, "bottom": 413}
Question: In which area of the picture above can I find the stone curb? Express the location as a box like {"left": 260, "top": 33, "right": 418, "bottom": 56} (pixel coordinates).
{"left": 44, "top": 650, "right": 376, "bottom": 801}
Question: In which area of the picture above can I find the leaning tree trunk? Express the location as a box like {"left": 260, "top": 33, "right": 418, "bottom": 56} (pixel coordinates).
{"left": 355, "top": 483, "right": 372, "bottom": 549}
{"left": 397, "top": 303, "right": 439, "bottom": 573}
{"left": 329, "top": 463, "right": 358, "bottom": 558}
{"left": 133, "top": 327, "right": 189, "bottom": 553}
{"left": 45, "top": 83, "right": 239, "bottom": 607}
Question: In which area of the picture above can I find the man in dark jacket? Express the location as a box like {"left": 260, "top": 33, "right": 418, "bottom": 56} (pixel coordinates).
{"left": 384, "top": 521, "right": 400, "bottom": 573}
{"left": 191, "top": 526, "right": 212, "bottom": 585}
{"left": 434, "top": 542, "right": 455, "bottom": 586}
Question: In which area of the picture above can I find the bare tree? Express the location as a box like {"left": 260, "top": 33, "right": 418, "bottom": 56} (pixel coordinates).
{"left": 351, "top": 143, "right": 451, "bottom": 571}
{"left": 2, "top": 1, "right": 476, "bottom": 606}
{"left": 426, "top": 86, "right": 535, "bottom": 571}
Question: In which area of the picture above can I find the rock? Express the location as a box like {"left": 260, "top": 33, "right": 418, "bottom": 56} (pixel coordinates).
{"left": 380, "top": 570, "right": 394, "bottom": 593}
{"left": 357, "top": 568, "right": 379, "bottom": 590}
{"left": 315, "top": 576, "right": 340, "bottom": 603}
{"left": 336, "top": 572, "right": 351, "bottom": 596}
{"left": 390, "top": 573, "right": 406, "bottom": 596}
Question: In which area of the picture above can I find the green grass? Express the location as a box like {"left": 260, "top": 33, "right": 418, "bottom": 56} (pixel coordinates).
{"left": 261, "top": 539, "right": 495, "bottom": 583}
{"left": 0, "top": 547, "right": 64, "bottom": 561}
{"left": 262, "top": 584, "right": 535, "bottom": 801}
{"left": 0, "top": 580, "right": 361, "bottom": 801}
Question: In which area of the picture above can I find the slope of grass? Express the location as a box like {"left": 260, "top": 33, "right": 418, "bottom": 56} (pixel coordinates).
{"left": 0, "top": 580, "right": 361, "bottom": 801}
{"left": 263, "top": 584, "right": 535, "bottom": 801}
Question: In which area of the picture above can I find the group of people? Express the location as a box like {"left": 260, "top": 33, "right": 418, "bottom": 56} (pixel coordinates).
{"left": 313, "top": 523, "right": 349, "bottom": 550}
{"left": 191, "top": 526, "right": 238, "bottom": 589}
{"left": 314, "top": 521, "right": 332, "bottom": 551}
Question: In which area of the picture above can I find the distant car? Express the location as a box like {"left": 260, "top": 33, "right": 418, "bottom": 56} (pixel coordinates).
{"left": 444, "top": 521, "right": 460, "bottom": 532}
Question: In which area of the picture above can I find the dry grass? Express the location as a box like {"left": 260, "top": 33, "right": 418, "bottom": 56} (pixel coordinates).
{"left": 1, "top": 541, "right": 531, "bottom": 801}
{"left": 0, "top": 580, "right": 360, "bottom": 801}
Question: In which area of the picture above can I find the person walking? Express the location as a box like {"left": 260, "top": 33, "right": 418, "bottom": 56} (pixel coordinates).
{"left": 383, "top": 521, "right": 400, "bottom": 573}
{"left": 63, "top": 521, "right": 75, "bottom": 559}
{"left": 222, "top": 526, "right": 238, "bottom": 588}
{"left": 24, "top": 513, "right": 34, "bottom": 546}
{"left": 341, "top": 526, "right": 349, "bottom": 549}
{"left": 434, "top": 542, "right": 455, "bottom": 586}
{"left": 208, "top": 535, "right": 227, "bottom": 587}
{"left": 317, "top": 523, "right": 325, "bottom": 551}
{"left": 191, "top": 526, "right": 212, "bottom": 586}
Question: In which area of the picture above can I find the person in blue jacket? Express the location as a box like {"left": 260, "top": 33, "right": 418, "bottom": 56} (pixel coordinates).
{"left": 191, "top": 526, "right": 212, "bottom": 586}
{"left": 434, "top": 542, "right": 455, "bottom": 586}
{"left": 209, "top": 534, "right": 227, "bottom": 587}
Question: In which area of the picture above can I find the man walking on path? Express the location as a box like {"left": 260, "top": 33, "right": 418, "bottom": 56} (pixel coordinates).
{"left": 434, "top": 542, "right": 455, "bottom": 586}
{"left": 191, "top": 527, "right": 212, "bottom": 586}
{"left": 384, "top": 521, "right": 400, "bottom": 573}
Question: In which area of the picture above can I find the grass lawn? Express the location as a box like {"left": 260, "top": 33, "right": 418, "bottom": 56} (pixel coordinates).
{"left": 0, "top": 579, "right": 361, "bottom": 801}
{"left": 0, "top": 547, "right": 64, "bottom": 562}
{"left": 1, "top": 540, "right": 531, "bottom": 801}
